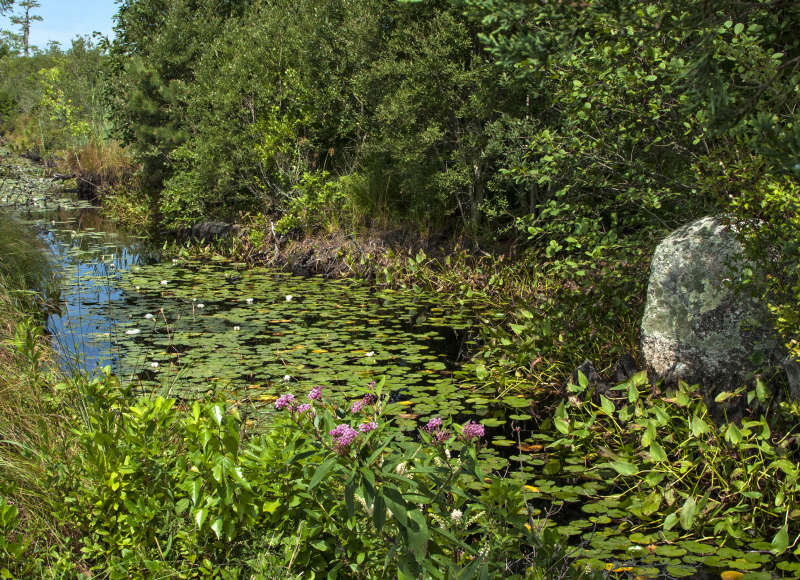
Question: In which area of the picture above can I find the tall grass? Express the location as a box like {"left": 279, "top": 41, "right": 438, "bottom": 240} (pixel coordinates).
{"left": 57, "top": 139, "right": 135, "bottom": 192}
{"left": 0, "top": 216, "right": 71, "bottom": 552}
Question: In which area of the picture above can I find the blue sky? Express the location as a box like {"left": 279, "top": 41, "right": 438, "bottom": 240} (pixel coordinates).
{"left": 1, "top": 0, "right": 119, "bottom": 50}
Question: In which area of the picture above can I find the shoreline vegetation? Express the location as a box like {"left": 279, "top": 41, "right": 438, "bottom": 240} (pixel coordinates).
{"left": 1, "top": 0, "right": 799, "bottom": 577}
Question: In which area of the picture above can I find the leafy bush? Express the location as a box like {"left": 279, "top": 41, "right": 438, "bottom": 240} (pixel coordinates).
{"left": 47, "top": 372, "right": 597, "bottom": 578}
{"left": 552, "top": 371, "right": 799, "bottom": 553}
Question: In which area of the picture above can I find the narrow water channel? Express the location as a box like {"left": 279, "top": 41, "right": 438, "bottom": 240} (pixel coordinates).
{"left": 8, "top": 194, "right": 483, "bottom": 430}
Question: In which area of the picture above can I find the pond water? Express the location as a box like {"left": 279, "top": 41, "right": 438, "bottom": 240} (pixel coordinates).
{"left": 1, "top": 160, "right": 793, "bottom": 579}
{"left": 16, "top": 203, "right": 482, "bottom": 429}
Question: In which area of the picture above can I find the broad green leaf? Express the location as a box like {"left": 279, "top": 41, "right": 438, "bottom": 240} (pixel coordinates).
{"left": 690, "top": 415, "right": 709, "bottom": 437}
{"left": 679, "top": 496, "right": 696, "bottom": 530}
{"left": 210, "top": 518, "right": 223, "bottom": 539}
{"left": 610, "top": 460, "right": 638, "bottom": 476}
{"left": 628, "top": 382, "right": 639, "bottom": 403}
{"left": 649, "top": 441, "right": 668, "bottom": 462}
{"left": 554, "top": 416, "right": 570, "bottom": 434}
{"left": 755, "top": 378, "right": 768, "bottom": 403}
{"left": 383, "top": 487, "right": 408, "bottom": 527}
{"left": 309, "top": 457, "right": 338, "bottom": 490}
{"left": 714, "top": 391, "right": 736, "bottom": 403}
{"left": 600, "top": 395, "right": 614, "bottom": 416}
{"left": 212, "top": 403, "right": 224, "bottom": 426}
{"left": 190, "top": 480, "right": 200, "bottom": 505}
{"left": 663, "top": 512, "right": 678, "bottom": 531}
{"left": 373, "top": 493, "right": 386, "bottom": 532}
{"left": 725, "top": 423, "right": 743, "bottom": 445}
{"left": 262, "top": 500, "right": 281, "bottom": 514}
{"left": 771, "top": 524, "right": 789, "bottom": 555}
{"left": 194, "top": 508, "right": 207, "bottom": 530}
{"left": 642, "top": 491, "right": 662, "bottom": 516}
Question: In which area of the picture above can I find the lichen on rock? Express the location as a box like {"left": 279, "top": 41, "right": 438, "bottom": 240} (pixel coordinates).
{"left": 641, "top": 216, "right": 797, "bottom": 407}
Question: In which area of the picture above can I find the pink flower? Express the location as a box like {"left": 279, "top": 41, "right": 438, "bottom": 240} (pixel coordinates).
{"left": 296, "top": 403, "right": 313, "bottom": 415}
{"left": 308, "top": 386, "right": 323, "bottom": 401}
{"left": 329, "top": 424, "right": 359, "bottom": 450}
{"left": 461, "top": 421, "right": 485, "bottom": 441}
{"left": 435, "top": 430, "right": 452, "bottom": 443}
{"left": 424, "top": 417, "right": 443, "bottom": 433}
{"left": 362, "top": 393, "right": 376, "bottom": 405}
{"left": 275, "top": 393, "right": 295, "bottom": 410}
{"left": 359, "top": 422, "right": 378, "bottom": 433}
{"left": 351, "top": 399, "right": 364, "bottom": 414}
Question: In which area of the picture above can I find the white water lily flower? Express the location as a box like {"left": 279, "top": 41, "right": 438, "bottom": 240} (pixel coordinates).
{"left": 365, "top": 351, "right": 375, "bottom": 357}
{"left": 172, "top": 259, "right": 178, "bottom": 265}
{"left": 144, "top": 313, "right": 154, "bottom": 319}
{"left": 233, "top": 326, "right": 240, "bottom": 331}
{"left": 285, "top": 295, "right": 293, "bottom": 302}
{"left": 197, "top": 303, "right": 204, "bottom": 309}
{"left": 160, "top": 280, "right": 168, "bottom": 286}
{"left": 245, "top": 297, "right": 254, "bottom": 304}
{"left": 125, "top": 329, "right": 141, "bottom": 335}
{"left": 283, "top": 374, "right": 291, "bottom": 381}
{"left": 150, "top": 362, "right": 159, "bottom": 369}
{"left": 135, "top": 286, "right": 141, "bottom": 291}
{"left": 108, "top": 263, "right": 115, "bottom": 269}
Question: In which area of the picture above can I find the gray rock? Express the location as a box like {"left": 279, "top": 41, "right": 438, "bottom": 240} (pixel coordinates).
{"left": 641, "top": 216, "right": 795, "bottom": 402}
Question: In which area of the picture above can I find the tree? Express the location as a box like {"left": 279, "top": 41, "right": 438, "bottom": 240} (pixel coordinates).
{"left": 10, "top": 0, "right": 42, "bottom": 57}
{"left": 0, "top": 0, "right": 13, "bottom": 15}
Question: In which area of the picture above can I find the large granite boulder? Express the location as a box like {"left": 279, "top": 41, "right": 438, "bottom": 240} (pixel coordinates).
{"left": 641, "top": 216, "right": 798, "bottom": 400}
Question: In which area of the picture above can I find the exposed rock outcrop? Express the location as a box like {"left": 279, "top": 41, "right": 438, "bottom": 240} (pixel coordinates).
{"left": 641, "top": 216, "right": 798, "bottom": 403}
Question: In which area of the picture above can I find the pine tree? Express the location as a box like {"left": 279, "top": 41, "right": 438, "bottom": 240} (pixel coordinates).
{"left": 10, "top": 0, "right": 41, "bottom": 57}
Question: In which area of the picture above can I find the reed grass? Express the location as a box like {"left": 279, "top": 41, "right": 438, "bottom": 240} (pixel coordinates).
{"left": 0, "top": 217, "right": 72, "bottom": 551}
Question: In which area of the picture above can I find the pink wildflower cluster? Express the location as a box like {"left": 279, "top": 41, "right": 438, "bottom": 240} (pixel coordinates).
{"left": 275, "top": 393, "right": 295, "bottom": 410}
{"left": 461, "top": 421, "right": 485, "bottom": 441}
{"left": 423, "top": 417, "right": 451, "bottom": 444}
{"left": 351, "top": 399, "right": 364, "bottom": 413}
{"left": 275, "top": 394, "right": 314, "bottom": 416}
{"left": 359, "top": 422, "right": 378, "bottom": 433}
{"left": 308, "top": 386, "right": 323, "bottom": 401}
{"left": 424, "top": 417, "right": 443, "bottom": 432}
{"left": 362, "top": 393, "right": 376, "bottom": 405}
{"left": 329, "top": 424, "right": 359, "bottom": 451}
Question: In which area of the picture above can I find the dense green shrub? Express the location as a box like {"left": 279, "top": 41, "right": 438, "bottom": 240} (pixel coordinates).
{"left": 46, "top": 373, "right": 597, "bottom": 578}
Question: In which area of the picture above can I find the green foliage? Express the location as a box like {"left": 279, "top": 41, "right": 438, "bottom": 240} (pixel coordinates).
{"left": 731, "top": 176, "right": 800, "bottom": 363}
{"left": 554, "top": 372, "right": 800, "bottom": 549}
{"left": 41, "top": 371, "right": 598, "bottom": 578}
